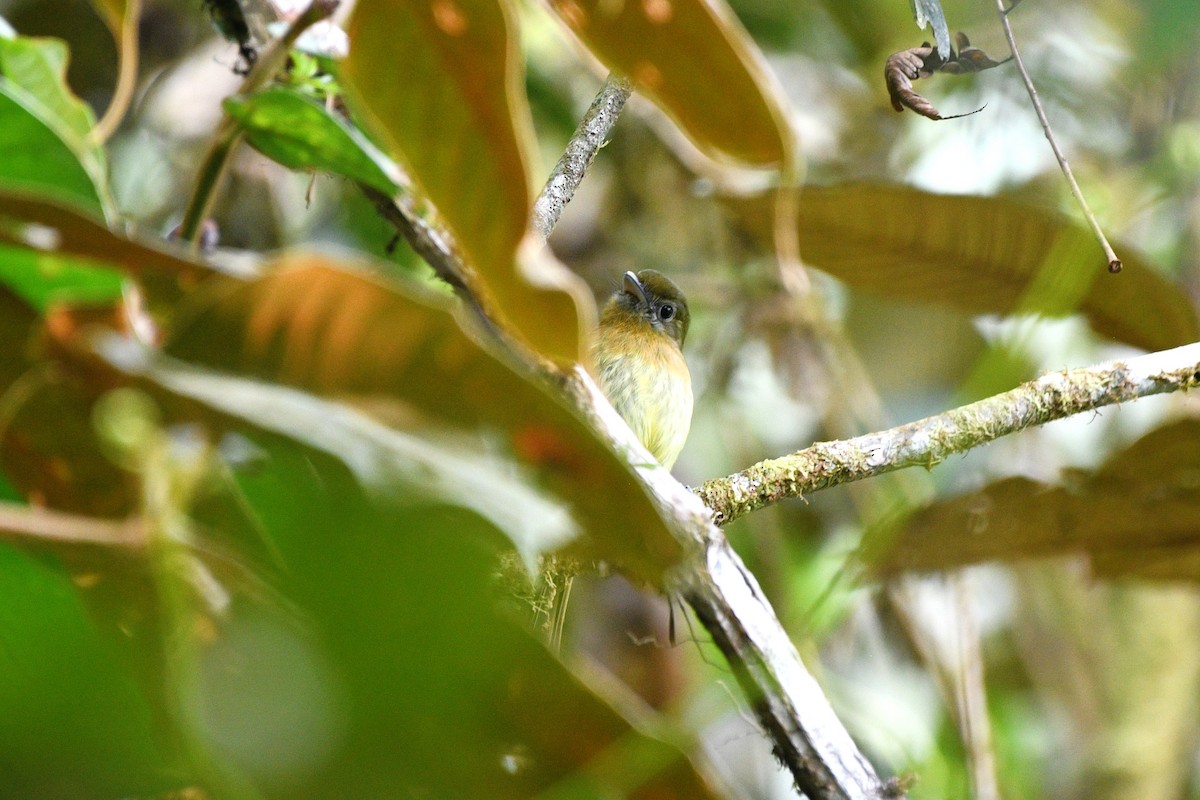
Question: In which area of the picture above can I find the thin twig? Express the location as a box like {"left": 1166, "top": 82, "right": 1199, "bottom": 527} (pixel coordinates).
{"left": 996, "top": 0, "right": 1122, "bottom": 273}
{"left": 532, "top": 74, "right": 633, "bottom": 241}
{"left": 697, "top": 341, "right": 1200, "bottom": 525}
{"left": 178, "top": 0, "right": 340, "bottom": 245}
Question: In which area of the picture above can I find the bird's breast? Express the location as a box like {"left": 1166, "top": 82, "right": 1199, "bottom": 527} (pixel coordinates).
{"left": 593, "top": 329, "right": 693, "bottom": 469}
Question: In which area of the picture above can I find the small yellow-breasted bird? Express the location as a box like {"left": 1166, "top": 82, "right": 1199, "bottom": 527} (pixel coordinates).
{"left": 594, "top": 270, "right": 694, "bottom": 469}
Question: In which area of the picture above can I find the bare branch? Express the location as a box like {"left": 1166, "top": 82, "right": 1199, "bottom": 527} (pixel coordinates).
{"left": 532, "top": 74, "right": 633, "bottom": 240}
{"left": 995, "top": 0, "right": 1122, "bottom": 273}
{"left": 697, "top": 342, "right": 1200, "bottom": 525}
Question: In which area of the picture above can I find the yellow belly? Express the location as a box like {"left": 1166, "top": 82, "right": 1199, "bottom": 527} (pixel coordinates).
{"left": 593, "top": 338, "right": 693, "bottom": 469}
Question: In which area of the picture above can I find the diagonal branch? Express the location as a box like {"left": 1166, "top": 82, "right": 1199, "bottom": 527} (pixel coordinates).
{"left": 566, "top": 369, "right": 900, "bottom": 800}
{"left": 697, "top": 342, "right": 1200, "bottom": 525}
{"left": 532, "top": 74, "right": 633, "bottom": 240}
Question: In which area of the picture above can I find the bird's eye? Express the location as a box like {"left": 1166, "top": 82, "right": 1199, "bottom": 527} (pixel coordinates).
{"left": 658, "top": 304, "right": 675, "bottom": 321}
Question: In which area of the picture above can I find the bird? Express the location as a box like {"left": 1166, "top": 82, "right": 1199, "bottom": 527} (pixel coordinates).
{"left": 593, "top": 270, "right": 693, "bottom": 470}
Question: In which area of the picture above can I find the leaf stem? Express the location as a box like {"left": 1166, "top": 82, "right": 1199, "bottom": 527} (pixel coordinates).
{"left": 178, "top": 0, "right": 340, "bottom": 245}
{"left": 531, "top": 74, "right": 632, "bottom": 241}
{"left": 995, "top": 0, "right": 1122, "bottom": 273}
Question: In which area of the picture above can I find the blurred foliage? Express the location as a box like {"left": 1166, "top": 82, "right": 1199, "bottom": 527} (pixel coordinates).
{"left": 0, "top": 0, "right": 1199, "bottom": 797}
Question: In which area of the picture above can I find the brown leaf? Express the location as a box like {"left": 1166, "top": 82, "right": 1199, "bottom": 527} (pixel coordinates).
{"left": 161, "top": 253, "right": 684, "bottom": 584}
{"left": 545, "top": 0, "right": 789, "bottom": 166}
{"left": 939, "top": 31, "right": 1011, "bottom": 74}
{"left": 868, "top": 420, "right": 1200, "bottom": 582}
{"left": 885, "top": 32, "right": 1007, "bottom": 119}
{"left": 885, "top": 45, "right": 937, "bottom": 115}
{"left": 725, "top": 184, "right": 1199, "bottom": 352}
{"left": 341, "top": 0, "right": 590, "bottom": 364}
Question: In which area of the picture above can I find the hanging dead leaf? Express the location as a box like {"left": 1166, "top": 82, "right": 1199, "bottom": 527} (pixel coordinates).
{"left": 885, "top": 32, "right": 1008, "bottom": 119}
{"left": 885, "top": 44, "right": 939, "bottom": 116}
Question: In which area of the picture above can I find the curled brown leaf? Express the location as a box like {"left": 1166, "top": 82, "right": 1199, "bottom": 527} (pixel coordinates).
{"left": 885, "top": 45, "right": 936, "bottom": 114}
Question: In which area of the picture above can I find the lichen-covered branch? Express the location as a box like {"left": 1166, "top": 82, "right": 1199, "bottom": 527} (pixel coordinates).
{"left": 698, "top": 342, "right": 1200, "bottom": 525}
{"left": 532, "top": 74, "right": 633, "bottom": 240}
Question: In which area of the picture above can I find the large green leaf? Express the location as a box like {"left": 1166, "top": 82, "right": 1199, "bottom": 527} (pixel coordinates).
{"left": 163, "top": 253, "right": 681, "bottom": 583}
{"left": 0, "top": 81, "right": 106, "bottom": 215}
{"left": 164, "top": 428, "right": 719, "bottom": 798}
{"left": 224, "top": 86, "right": 402, "bottom": 196}
{"left": 0, "top": 542, "right": 173, "bottom": 797}
{"left": 545, "top": 0, "right": 788, "bottom": 166}
{"left": 731, "top": 184, "right": 1198, "bottom": 352}
{"left": 870, "top": 420, "right": 1200, "bottom": 581}
{"left": 341, "top": 0, "right": 588, "bottom": 364}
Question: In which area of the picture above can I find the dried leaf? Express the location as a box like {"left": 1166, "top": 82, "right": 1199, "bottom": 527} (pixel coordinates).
{"left": 885, "top": 32, "right": 1008, "bottom": 120}
{"left": 939, "top": 31, "right": 1011, "bottom": 74}
{"left": 885, "top": 44, "right": 938, "bottom": 116}
{"left": 726, "top": 184, "right": 1199, "bottom": 353}
{"left": 868, "top": 420, "right": 1200, "bottom": 582}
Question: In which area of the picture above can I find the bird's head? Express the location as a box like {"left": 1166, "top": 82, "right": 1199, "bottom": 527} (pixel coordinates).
{"left": 602, "top": 269, "right": 690, "bottom": 348}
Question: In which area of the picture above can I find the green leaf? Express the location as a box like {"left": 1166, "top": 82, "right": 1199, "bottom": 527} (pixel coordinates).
{"left": 166, "top": 438, "right": 719, "bottom": 797}
{"left": 545, "top": 0, "right": 789, "bottom": 166}
{"left": 68, "top": 335, "right": 721, "bottom": 796}
{"left": 163, "top": 254, "right": 682, "bottom": 584}
{"left": 870, "top": 420, "right": 1200, "bottom": 582}
{"left": 0, "top": 542, "right": 172, "bottom": 797}
{"left": 0, "top": 242, "right": 123, "bottom": 311}
{"left": 0, "top": 81, "right": 107, "bottom": 215}
{"left": 0, "top": 35, "right": 99, "bottom": 147}
{"left": 224, "top": 86, "right": 401, "bottom": 196}
{"left": 341, "top": 0, "right": 588, "bottom": 363}
{"left": 0, "top": 188, "right": 233, "bottom": 303}
{"left": 731, "top": 184, "right": 1199, "bottom": 352}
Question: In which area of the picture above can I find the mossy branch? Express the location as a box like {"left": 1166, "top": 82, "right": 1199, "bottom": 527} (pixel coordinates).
{"left": 697, "top": 342, "right": 1200, "bottom": 525}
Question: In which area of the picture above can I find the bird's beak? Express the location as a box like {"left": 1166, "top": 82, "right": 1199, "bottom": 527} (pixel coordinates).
{"left": 622, "top": 271, "right": 649, "bottom": 310}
